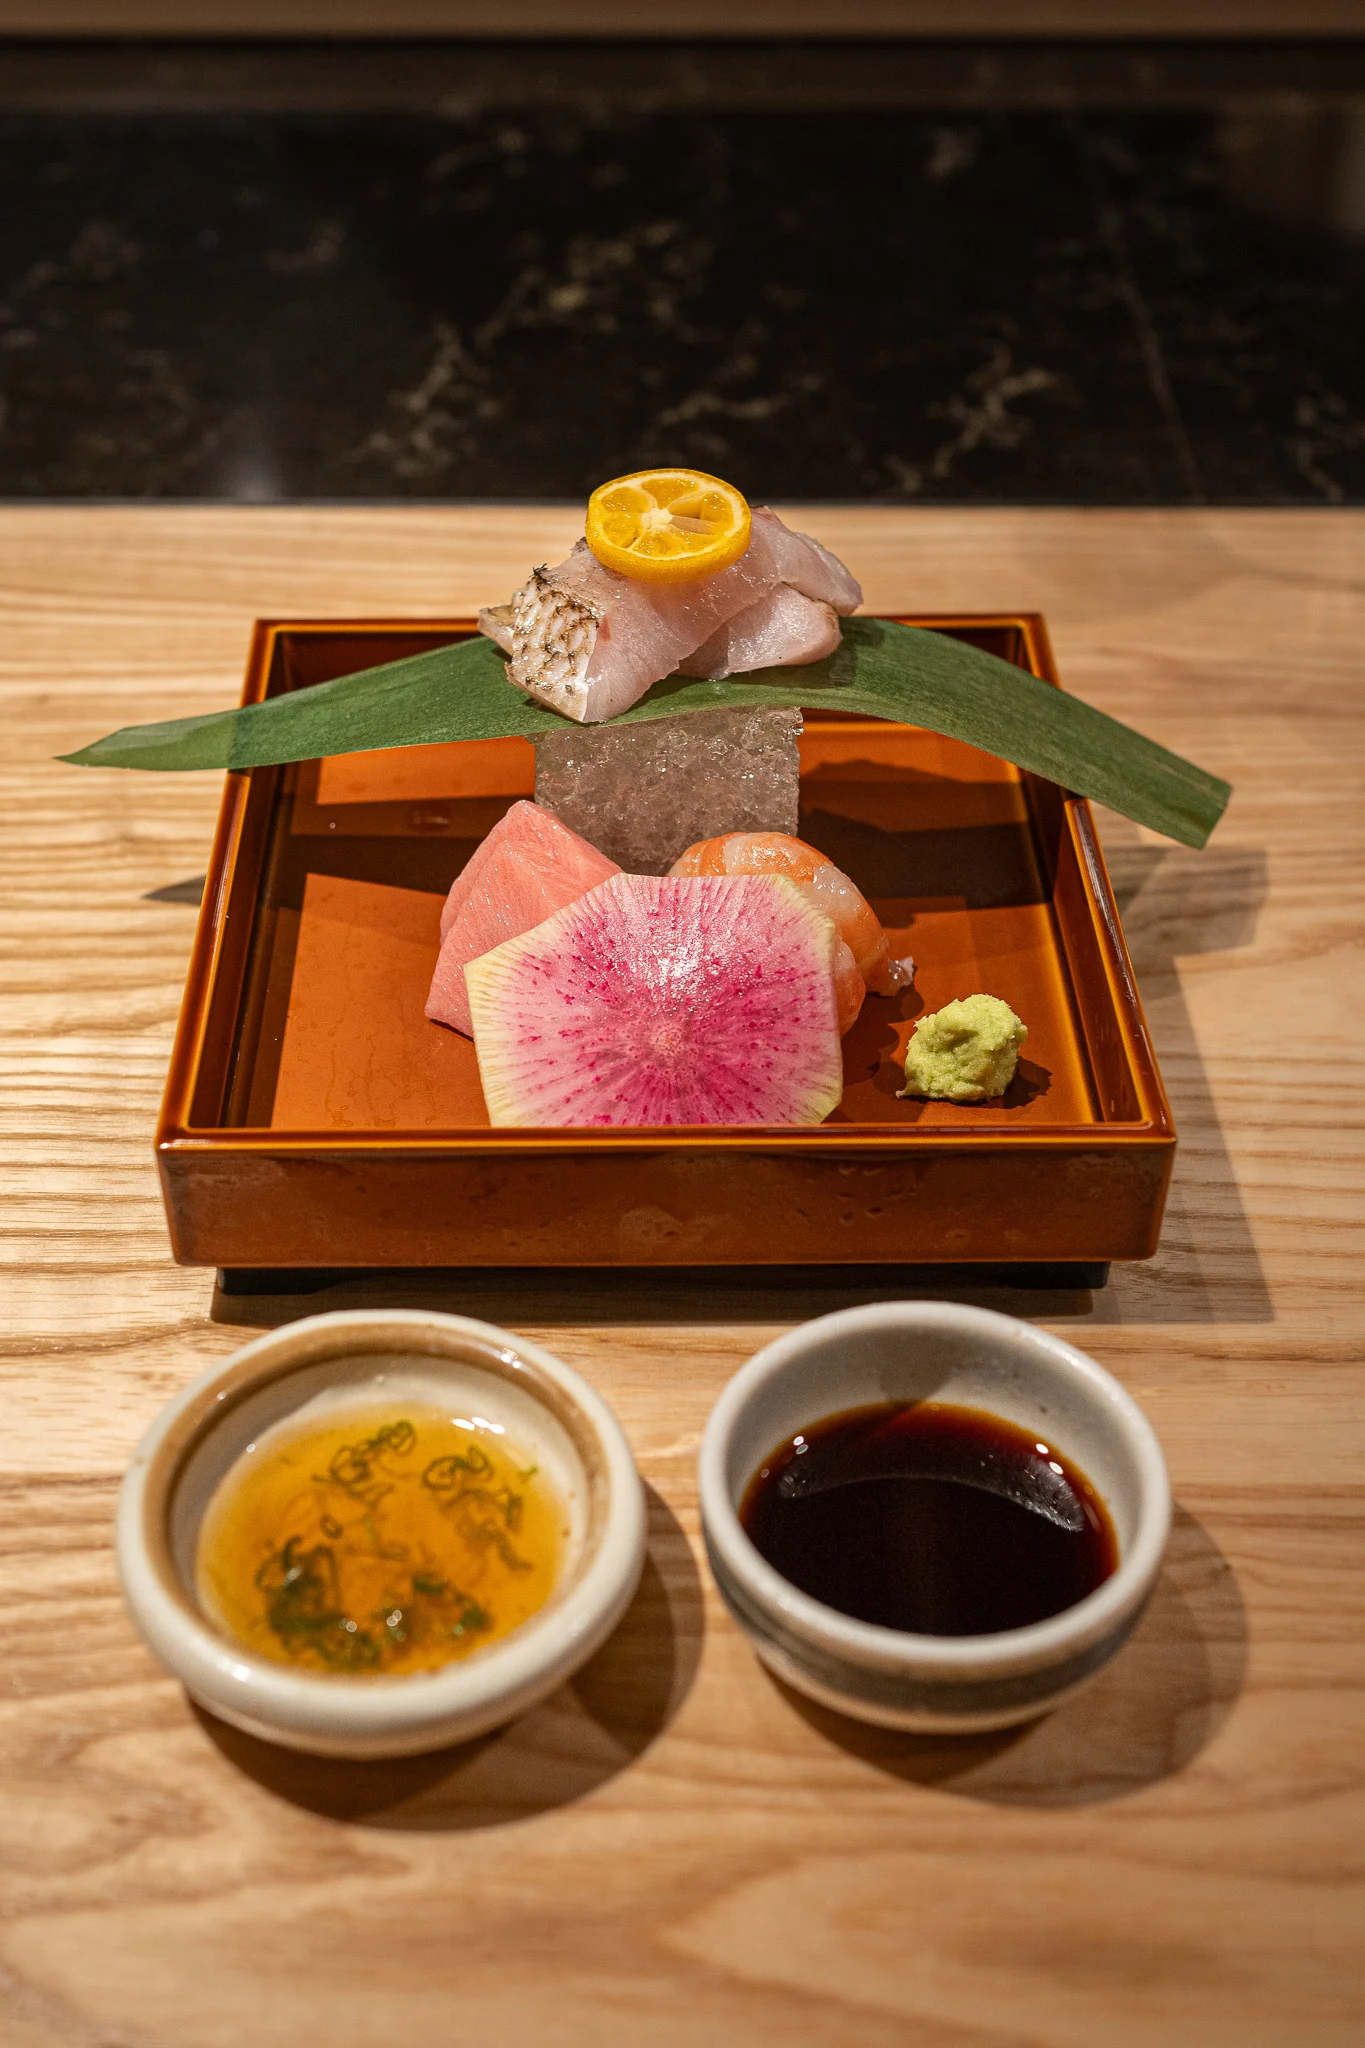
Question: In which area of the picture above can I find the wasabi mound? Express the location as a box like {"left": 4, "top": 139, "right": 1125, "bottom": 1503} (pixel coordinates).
{"left": 899, "top": 994, "right": 1027, "bottom": 1103}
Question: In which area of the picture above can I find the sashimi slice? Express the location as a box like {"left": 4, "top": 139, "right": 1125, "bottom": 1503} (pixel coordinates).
{"left": 478, "top": 508, "right": 863, "bottom": 724}
{"left": 670, "top": 830, "right": 916, "bottom": 1034}
{"left": 750, "top": 509, "right": 862, "bottom": 617}
{"left": 428, "top": 800, "right": 620, "bottom": 1036}
{"left": 676, "top": 585, "right": 841, "bottom": 681}
{"left": 466, "top": 872, "right": 843, "bottom": 1128}
{"left": 438, "top": 799, "right": 611, "bottom": 942}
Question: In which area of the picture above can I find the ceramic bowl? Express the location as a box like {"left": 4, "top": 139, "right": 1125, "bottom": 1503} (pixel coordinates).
{"left": 699, "top": 1301, "right": 1170, "bottom": 1734}
{"left": 118, "top": 1309, "right": 646, "bottom": 1758}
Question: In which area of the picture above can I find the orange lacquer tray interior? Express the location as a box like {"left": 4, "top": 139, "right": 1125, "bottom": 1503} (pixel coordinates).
{"left": 157, "top": 616, "right": 1174, "bottom": 1271}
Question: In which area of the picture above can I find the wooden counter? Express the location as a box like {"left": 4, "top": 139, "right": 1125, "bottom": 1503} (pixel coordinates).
{"left": 1, "top": 506, "right": 1361, "bottom": 2045}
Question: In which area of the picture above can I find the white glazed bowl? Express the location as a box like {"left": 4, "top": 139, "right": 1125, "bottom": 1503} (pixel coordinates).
{"left": 699, "top": 1301, "right": 1170, "bottom": 1733}
{"left": 118, "top": 1309, "right": 646, "bottom": 1758}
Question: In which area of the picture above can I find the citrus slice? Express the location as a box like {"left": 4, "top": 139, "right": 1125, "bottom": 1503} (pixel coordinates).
{"left": 585, "top": 469, "right": 752, "bottom": 585}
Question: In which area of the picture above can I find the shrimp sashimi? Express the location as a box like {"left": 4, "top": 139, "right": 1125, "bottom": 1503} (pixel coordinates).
{"left": 669, "top": 831, "right": 915, "bottom": 1036}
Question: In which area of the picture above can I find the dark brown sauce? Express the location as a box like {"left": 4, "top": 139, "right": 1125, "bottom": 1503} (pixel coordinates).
{"left": 739, "top": 1401, "right": 1118, "bottom": 1636}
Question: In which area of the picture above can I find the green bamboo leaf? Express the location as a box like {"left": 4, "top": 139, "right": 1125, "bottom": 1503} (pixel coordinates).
{"left": 60, "top": 615, "right": 1229, "bottom": 848}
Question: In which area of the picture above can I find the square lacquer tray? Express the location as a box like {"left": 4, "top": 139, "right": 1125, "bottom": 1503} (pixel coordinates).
{"left": 156, "top": 615, "right": 1174, "bottom": 1275}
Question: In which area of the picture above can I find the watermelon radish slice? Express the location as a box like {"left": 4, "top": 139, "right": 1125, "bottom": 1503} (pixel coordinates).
{"left": 427, "top": 800, "right": 620, "bottom": 1037}
{"left": 466, "top": 871, "right": 843, "bottom": 1128}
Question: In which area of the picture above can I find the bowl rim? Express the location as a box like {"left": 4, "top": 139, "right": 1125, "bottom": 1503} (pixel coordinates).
{"left": 698, "top": 1299, "right": 1171, "bottom": 1683}
{"left": 117, "top": 1308, "right": 645, "bottom": 1742}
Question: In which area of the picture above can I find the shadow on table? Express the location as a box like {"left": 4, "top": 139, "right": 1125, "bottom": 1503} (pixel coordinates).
{"left": 212, "top": 1264, "right": 1102, "bottom": 1329}
{"left": 770, "top": 1503, "right": 1246, "bottom": 1808}
{"left": 1087, "top": 832, "right": 1272, "bottom": 1326}
{"left": 194, "top": 1483, "right": 703, "bottom": 1831}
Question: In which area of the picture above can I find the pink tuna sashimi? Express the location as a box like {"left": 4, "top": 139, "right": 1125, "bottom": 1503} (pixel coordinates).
{"left": 466, "top": 872, "right": 843, "bottom": 1128}
{"left": 427, "top": 800, "right": 620, "bottom": 1036}
{"left": 476, "top": 508, "right": 862, "bottom": 724}
{"left": 676, "top": 585, "right": 841, "bottom": 681}
{"left": 436, "top": 800, "right": 608, "bottom": 943}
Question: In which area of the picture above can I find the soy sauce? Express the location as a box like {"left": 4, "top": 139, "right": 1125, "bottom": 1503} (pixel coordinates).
{"left": 739, "top": 1402, "right": 1118, "bottom": 1636}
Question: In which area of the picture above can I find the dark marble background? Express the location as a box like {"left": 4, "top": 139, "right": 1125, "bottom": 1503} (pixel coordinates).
{"left": 2, "top": 39, "right": 1363, "bottom": 502}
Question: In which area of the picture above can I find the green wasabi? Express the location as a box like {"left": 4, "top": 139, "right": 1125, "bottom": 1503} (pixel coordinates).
{"left": 898, "top": 994, "right": 1028, "bottom": 1103}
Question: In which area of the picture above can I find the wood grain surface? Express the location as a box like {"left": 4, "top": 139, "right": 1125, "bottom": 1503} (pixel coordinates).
{"left": 1, "top": 505, "right": 1362, "bottom": 2045}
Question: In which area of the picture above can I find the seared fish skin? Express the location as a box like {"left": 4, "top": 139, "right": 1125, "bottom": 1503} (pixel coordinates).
{"left": 476, "top": 599, "right": 517, "bottom": 654}
{"left": 480, "top": 509, "right": 862, "bottom": 723}
{"left": 505, "top": 567, "right": 603, "bottom": 719}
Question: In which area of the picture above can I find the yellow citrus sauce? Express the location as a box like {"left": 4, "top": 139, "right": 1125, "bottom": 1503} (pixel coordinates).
{"left": 195, "top": 1403, "right": 567, "bottom": 1676}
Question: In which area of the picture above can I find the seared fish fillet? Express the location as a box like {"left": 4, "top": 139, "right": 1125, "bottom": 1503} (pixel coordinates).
{"left": 478, "top": 508, "right": 862, "bottom": 723}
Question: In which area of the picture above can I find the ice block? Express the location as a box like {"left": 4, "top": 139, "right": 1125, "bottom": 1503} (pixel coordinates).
{"left": 531, "top": 705, "right": 803, "bottom": 874}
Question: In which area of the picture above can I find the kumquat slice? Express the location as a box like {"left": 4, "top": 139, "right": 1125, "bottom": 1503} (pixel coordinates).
{"left": 585, "top": 468, "right": 752, "bottom": 584}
